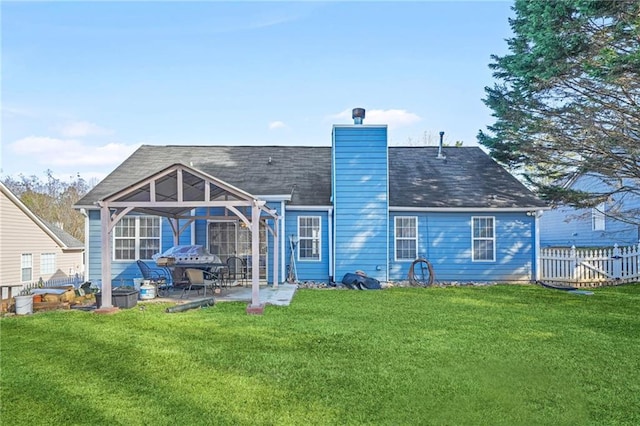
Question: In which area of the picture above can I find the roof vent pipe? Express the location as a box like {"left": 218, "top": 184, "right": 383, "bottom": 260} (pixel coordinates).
{"left": 352, "top": 108, "right": 365, "bottom": 125}
{"left": 437, "top": 131, "right": 446, "bottom": 159}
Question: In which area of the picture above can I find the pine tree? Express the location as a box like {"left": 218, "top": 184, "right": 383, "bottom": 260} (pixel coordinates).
{"left": 479, "top": 0, "right": 640, "bottom": 222}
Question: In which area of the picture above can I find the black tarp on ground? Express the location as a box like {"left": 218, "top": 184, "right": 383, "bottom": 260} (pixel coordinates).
{"left": 341, "top": 273, "right": 382, "bottom": 290}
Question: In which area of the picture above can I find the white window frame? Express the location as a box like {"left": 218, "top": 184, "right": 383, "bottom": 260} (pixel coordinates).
{"left": 41, "top": 253, "right": 56, "bottom": 275}
{"left": 472, "top": 216, "right": 496, "bottom": 262}
{"left": 592, "top": 203, "right": 605, "bottom": 231}
{"left": 394, "top": 216, "right": 418, "bottom": 261}
{"left": 297, "top": 216, "right": 321, "bottom": 261}
{"left": 21, "top": 254, "right": 33, "bottom": 282}
{"left": 113, "top": 216, "right": 161, "bottom": 261}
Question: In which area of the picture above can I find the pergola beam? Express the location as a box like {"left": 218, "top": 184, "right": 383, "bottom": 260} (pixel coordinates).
{"left": 96, "top": 163, "right": 279, "bottom": 314}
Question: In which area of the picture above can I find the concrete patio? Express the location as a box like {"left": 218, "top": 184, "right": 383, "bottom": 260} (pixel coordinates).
{"left": 150, "top": 283, "right": 298, "bottom": 307}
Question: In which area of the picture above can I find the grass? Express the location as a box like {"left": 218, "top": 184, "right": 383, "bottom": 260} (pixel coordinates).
{"left": 1, "top": 284, "right": 639, "bottom": 425}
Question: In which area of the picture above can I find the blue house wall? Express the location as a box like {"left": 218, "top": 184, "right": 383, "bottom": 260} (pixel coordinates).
{"left": 86, "top": 210, "right": 193, "bottom": 287}
{"left": 332, "top": 125, "right": 388, "bottom": 282}
{"left": 388, "top": 212, "right": 536, "bottom": 282}
{"left": 283, "top": 210, "right": 331, "bottom": 283}
{"left": 540, "top": 175, "right": 640, "bottom": 247}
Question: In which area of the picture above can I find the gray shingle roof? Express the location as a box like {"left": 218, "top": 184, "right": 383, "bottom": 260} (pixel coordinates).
{"left": 40, "top": 219, "right": 84, "bottom": 249}
{"left": 77, "top": 145, "right": 332, "bottom": 207}
{"left": 77, "top": 145, "right": 546, "bottom": 210}
{"left": 389, "top": 147, "right": 548, "bottom": 209}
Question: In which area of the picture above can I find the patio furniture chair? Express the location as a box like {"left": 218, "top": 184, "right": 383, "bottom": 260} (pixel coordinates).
{"left": 226, "top": 256, "right": 248, "bottom": 287}
{"left": 184, "top": 268, "right": 219, "bottom": 298}
{"left": 136, "top": 260, "right": 173, "bottom": 296}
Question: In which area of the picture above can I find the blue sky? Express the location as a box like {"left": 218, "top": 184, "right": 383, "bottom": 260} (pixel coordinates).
{"left": 1, "top": 1, "right": 515, "bottom": 183}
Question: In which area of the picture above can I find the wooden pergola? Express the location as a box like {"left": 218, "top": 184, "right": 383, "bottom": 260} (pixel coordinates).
{"left": 96, "top": 163, "right": 279, "bottom": 312}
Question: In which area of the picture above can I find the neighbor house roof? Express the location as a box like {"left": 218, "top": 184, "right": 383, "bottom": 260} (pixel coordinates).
{"left": 40, "top": 219, "right": 84, "bottom": 249}
{"left": 76, "top": 145, "right": 547, "bottom": 210}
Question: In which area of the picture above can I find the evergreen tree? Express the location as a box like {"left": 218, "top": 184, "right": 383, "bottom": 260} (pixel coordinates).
{"left": 479, "top": 0, "right": 640, "bottom": 223}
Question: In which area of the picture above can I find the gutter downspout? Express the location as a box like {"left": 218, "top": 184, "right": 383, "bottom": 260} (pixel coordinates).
{"left": 328, "top": 207, "right": 334, "bottom": 283}
{"left": 80, "top": 208, "right": 89, "bottom": 279}
{"left": 280, "top": 201, "right": 286, "bottom": 284}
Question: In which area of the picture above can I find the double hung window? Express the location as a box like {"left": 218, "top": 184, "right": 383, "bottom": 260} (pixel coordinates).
{"left": 21, "top": 254, "right": 33, "bottom": 282}
{"left": 298, "top": 216, "right": 321, "bottom": 261}
{"left": 41, "top": 253, "right": 56, "bottom": 275}
{"left": 472, "top": 216, "right": 495, "bottom": 262}
{"left": 114, "top": 216, "right": 161, "bottom": 260}
{"left": 395, "top": 217, "right": 417, "bottom": 261}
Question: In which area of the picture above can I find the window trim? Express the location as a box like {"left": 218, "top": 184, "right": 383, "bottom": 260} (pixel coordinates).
{"left": 471, "top": 216, "right": 496, "bottom": 262}
{"left": 40, "top": 253, "right": 56, "bottom": 275}
{"left": 394, "top": 216, "right": 418, "bottom": 262}
{"left": 592, "top": 203, "right": 605, "bottom": 231}
{"left": 21, "top": 253, "right": 33, "bottom": 282}
{"left": 297, "top": 216, "right": 321, "bottom": 262}
{"left": 112, "top": 215, "right": 162, "bottom": 261}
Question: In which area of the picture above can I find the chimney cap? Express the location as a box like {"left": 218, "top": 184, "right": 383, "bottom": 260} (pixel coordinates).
{"left": 352, "top": 108, "right": 366, "bottom": 119}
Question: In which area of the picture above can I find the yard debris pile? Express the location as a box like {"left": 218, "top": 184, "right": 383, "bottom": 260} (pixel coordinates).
{"left": 2, "top": 283, "right": 97, "bottom": 315}
{"left": 32, "top": 285, "right": 97, "bottom": 312}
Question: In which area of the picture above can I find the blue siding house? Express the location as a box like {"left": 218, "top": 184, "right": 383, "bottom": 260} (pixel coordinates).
{"left": 75, "top": 108, "right": 548, "bottom": 302}
{"left": 540, "top": 174, "right": 640, "bottom": 247}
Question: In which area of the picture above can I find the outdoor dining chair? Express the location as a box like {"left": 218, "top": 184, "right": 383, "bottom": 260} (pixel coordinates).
{"left": 184, "top": 268, "right": 219, "bottom": 298}
{"left": 136, "top": 260, "right": 173, "bottom": 296}
{"left": 226, "top": 256, "right": 248, "bottom": 287}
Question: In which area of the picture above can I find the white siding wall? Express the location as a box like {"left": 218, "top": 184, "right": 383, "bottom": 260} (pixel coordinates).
{"left": 0, "top": 191, "right": 83, "bottom": 287}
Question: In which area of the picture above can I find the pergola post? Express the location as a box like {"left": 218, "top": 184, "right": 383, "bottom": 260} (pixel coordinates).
{"left": 247, "top": 200, "right": 264, "bottom": 314}
{"left": 273, "top": 217, "right": 279, "bottom": 288}
{"left": 99, "top": 203, "right": 114, "bottom": 309}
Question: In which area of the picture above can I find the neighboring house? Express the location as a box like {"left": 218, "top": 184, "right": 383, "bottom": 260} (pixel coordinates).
{"left": 0, "top": 182, "right": 84, "bottom": 296}
{"left": 75, "top": 109, "right": 547, "bottom": 304}
{"left": 540, "top": 173, "right": 640, "bottom": 247}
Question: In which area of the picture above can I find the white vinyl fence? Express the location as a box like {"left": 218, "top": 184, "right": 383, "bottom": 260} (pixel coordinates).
{"left": 21, "top": 274, "right": 85, "bottom": 293}
{"left": 540, "top": 243, "right": 640, "bottom": 287}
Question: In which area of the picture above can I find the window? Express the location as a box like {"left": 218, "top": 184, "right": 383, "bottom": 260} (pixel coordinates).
{"left": 113, "top": 216, "right": 161, "bottom": 260}
{"left": 298, "top": 216, "right": 321, "bottom": 261}
{"left": 21, "top": 254, "right": 33, "bottom": 282}
{"left": 395, "top": 216, "right": 417, "bottom": 261}
{"left": 41, "top": 253, "right": 56, "bottom": 275}
{"left": 472, "top": 216, "right": 495, "bottom": 262}
{"left": 592, "top": 203, "right": 605, "bottom": 231}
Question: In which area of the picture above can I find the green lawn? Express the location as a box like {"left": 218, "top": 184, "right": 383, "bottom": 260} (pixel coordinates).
{"left": 2, "top": 284, "right": 639, "bottom": 425}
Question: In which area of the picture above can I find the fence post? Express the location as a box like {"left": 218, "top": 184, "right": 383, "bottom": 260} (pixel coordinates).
{"left": 571, "top": 245, "right": 578, "bottom": 283}
{"left": 612, "top": 244, "right": 622, "bottom": 280}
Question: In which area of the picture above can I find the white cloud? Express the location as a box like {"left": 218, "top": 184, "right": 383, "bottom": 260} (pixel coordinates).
{"left": 1, "top": 106, "right": 36, "bottom": 118}
{"left": 268, "top": 121, "right": 287, "bottom": 130}
{"left": 58, "top": 121, "right": 112, "bottom": 138}
{"left": 10, "top": 136, "right": 139, "bottom": 167}
{"left": 329, "top": 108, "right": 422, "bottom": 129}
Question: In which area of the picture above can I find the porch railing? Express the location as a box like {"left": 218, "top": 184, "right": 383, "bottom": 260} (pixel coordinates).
{"left": 540, "top": 243, "right": 640, "bottom": 287}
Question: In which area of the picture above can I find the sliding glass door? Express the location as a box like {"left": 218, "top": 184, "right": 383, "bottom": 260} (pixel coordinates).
{"left": 208, "top": 221, "right": 267, "bottom": 279}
